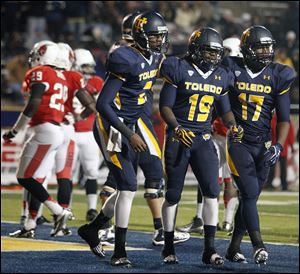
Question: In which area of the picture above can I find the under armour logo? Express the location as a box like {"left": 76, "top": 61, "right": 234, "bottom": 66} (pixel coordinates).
{"left": 141, "top": 63, "right": 145, "bottom": 69}
{"left": 215, "top": 75, "right": 221, "bottom": 80}
{"left": 188, "top": 70, "right": 194, "bottom": 76}
{"left": 263, "top": 75, "right": 270, "bottom": 80}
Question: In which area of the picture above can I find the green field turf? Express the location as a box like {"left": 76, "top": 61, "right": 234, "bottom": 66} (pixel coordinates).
{"left": 1, "top": 186, "right": 299, "bottom": 244}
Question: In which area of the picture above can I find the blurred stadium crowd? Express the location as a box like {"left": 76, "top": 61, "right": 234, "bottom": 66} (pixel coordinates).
{"left": 1, "top": 1, "right": 299, "bottom": 106}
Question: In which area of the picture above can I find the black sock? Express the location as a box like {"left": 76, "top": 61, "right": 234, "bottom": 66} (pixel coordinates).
{"left": 228, "top": 229, "right": 245, "bottom": 253}
{"left": 163, "top": 231, "right": 175, "bottom": 256}
{"left": 85, "top": 179, "right": 97, "bottom": 195}
{"left": 89, "top": 210, "right": 111, "bottom": 229}
{"left": 113, "top": 226, "right": 127, "bottom": 258}
{"left": 153, "top": 218, "right": 162, "bottom": 230}
{"left": 18, "top": 178, "right": 49, "bottom": 202}
{"left": 249, "top": 231, "right": 265, "bottom": 249}
{"left": 204, "top": 225, "right": 216, "bottom": 250}
{"left": 57, "top": 178, "right": 72, "bottom": 207}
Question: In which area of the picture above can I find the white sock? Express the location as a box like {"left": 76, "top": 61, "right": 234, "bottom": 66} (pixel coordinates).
{"left": 115, "top": 190, "right": 135, "bottom": 228}
{"left": 37, "top": 204, "right": 44, "bottom": 219}
{"left": 224, "top": 197, "right": 238, "bottom": 224}
{"left": 44, "top": 200, "right": 63, "bottom": 216}
{"left": 162, "top": 200, "right": 178, "bottom": 232}
{"left": 87, "top": 194, "right": 98, "bottom": 210}
{"left": 202, "top": 197, "right": 218, "bottom": 226}
{"left": 196, "top": 202, "right": 203, "bottom": 219}
{"left": 102, "top": 190, "right": 118, "bottom": 218}
{"left": 24, "top": 218, "right": 37, "bottom": 230}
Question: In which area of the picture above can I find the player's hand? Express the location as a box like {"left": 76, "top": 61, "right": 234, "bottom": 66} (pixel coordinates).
{"left": 2, "top": 129, "right": 18, "bottom": 143}
{"left": 64, "top": 112, "right": 75, "bottom": 125}
{"left": 264, "top": 143, "right": 283, "bottom": 167}
{"left": 228, "top": 125, "right": 244, "bottom": 143}
{"left": 174, "top": 125, "right": 195, "bottom": 148}
{"left": 129, "top": 133, "right": 147, "bottom": 152}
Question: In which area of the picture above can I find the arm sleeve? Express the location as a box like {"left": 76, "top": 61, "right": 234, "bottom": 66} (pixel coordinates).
{"left": 214, "top": 93, "right": 232, "bottom": 116}
{"left": 159, "top": 81, "right": 177, "bottom": 110}
{"left": 275, "top": 92, "right": 290, "bottom": 123}
{"left": 276, "top": 65, "right": 296, "bottom": 95}
{"left": 96, "top": 74, "right": 134, "bottom": 139}
{"left": 159, "top": 81, "right": 178, "bottom": 129}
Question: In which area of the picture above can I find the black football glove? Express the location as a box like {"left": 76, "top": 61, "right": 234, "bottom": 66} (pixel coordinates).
{"left": 2, "top": 129, "right": 18, "bottom": 143}
{"left": 264, "top": 143, "right": 283, "bottom": 167}
{"left": 174, "top": 125, "right": 195, "bottom": 148}
{"left": 228, "top": 125, "right": 244, "bottom": 143}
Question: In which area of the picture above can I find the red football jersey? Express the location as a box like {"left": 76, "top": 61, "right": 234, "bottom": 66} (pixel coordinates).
{"left": 62, "top": 70, "right": 85, "bottom": 115}
{"left": 23, "top": 66, "right": 69, "bottom": 127}
{"left": 74, "top": 75, "right": 104, "bottom": 132}
{"left": 213, "top": 117, "right": 228, "bottom": 136}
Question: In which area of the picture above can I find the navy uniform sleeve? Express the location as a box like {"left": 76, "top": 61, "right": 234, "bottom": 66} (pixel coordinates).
{"left": 159, "top": 56, "right": 182, "bottom": 87}
{"left": 221, "top": 56, "right": 234, "bottom": 71}
{"left": 106, "top": 47, "right": 132, "bottom": 81}
{"left": 274, "top": 65, "right": 295, "bottom": 123}
{"left": 214, "top": 67, "right": 233, "bottom": 115}
{"left": 276, "top": 65, "right": 296, "bottom": 95}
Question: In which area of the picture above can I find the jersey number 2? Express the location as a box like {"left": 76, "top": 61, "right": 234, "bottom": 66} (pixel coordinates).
{"left": 50, "top": 83, "right": 68, "bottom": 112}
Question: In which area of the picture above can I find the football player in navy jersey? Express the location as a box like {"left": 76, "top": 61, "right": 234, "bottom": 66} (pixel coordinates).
{"left": 159, "top": 27, "right": 243, "bottom": 265}
{"left": 98, "top": 11, "right": 190, "bottom": 247}
{"left": 78, "top": 11, "right": 169, "bottom": 267}
{"left": 223, "top": 26, "right": 296, "bottom": 265}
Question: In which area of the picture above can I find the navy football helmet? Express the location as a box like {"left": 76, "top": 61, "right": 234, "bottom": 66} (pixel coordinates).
{"left": 187, "top": 27, "right": 224, "bottom": 72}
{"left": 240, "top": 25, "right": 276, "bottom": 71}
{"left": 132, "top": 11, "right": 169, "bottom": 54}
{"left": 122, "top": 12, "right": 141, "bottom": 42}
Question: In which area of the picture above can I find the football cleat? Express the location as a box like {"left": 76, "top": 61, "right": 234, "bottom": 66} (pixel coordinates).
{"left": 253, "top": 247, "right": 268, "bottom": 265}
{"left": 51, "top": 227, "right": 72, "bottom": 237}
{"left": 152, "top": 229, "right": 190, "bottom": 246}
{"left": 78, "top": 224, "right": 105, "bottom": 257}
{"left": 99, "top": 226, "right": 115, "bottom": 246}
{"left": 163, "top": 254, "right": 179, "bottom": 264}
{"left": 68, "top": 209, "right": 76, "bottom": 221}
{"left": 51, "top": 208, "right": 72, "bottom": 237}
{"left": 222, "top": 222, "right": 233, "bottom": 232}
{"left": 37, "top": 215, "right": 52, "bottom": 225}
{"left": 86, "top": 209, "right": 98, "bottom": 222}
{"left": 110, "top": 256, "right": 132, "bottom": 267}
{"left": 202, "top": 249, "right": 224, "bottom": 266}
{"left": 9, "top": 228, "right": 35, "bottom": 238}
{"left": 176, "top": 216, "right": 204, "bottom": 234}
{"left": 225, "top": 250, "right": 248, "bottom": 263}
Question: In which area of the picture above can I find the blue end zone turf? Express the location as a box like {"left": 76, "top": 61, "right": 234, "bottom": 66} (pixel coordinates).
{"left": 1, "top": 222, "right": 298, "bottom": 273}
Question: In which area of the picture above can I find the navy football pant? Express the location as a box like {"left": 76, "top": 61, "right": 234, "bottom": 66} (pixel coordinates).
{"left": 227, "top": 138, "right": 270, "bottom": 233}
{"left": 164, "top": 131, "right": 220, "bottom": 205}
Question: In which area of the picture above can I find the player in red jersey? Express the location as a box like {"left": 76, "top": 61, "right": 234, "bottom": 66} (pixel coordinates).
{"left": 3, "top": 41, "right": 72, "bottom": 238}
{"left": 72, "top": 48, "right": 104, "bottom": 221}
{"left": 212, "top": 118, "right": 238, "bottom": 232}
{"left": 50, "top": 42, "right": 97, "bottom": 236}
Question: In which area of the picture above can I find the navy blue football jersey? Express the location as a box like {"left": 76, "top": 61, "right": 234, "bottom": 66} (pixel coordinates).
{"left": 160, "top": 56, "right": 233, "bottom": 134}
{"left": 222, "top": 56, "right": 296, "bottom": 135}
{"left": 106, "top": 45, "right": 163, "bottom": 124}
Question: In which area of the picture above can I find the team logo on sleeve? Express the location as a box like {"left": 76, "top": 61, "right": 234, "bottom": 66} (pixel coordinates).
{"left": 235, "top": 71, "right": 241, "bottom": 77}
{"left": 188, "top": 70, "right": 194, "bottom": 76}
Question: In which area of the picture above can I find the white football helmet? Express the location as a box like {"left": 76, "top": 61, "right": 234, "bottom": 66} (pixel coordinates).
{"left": 29, "top": 40, "right": 59, "bottom": 68}
{"left": 73, "top": 49, "right": 96, "bottom": 74}
{"left": 56, "top": 42, "right": 75, "bottom": 70}
{"left": 223, "top": 37, "right": 243, "bottom": 57}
